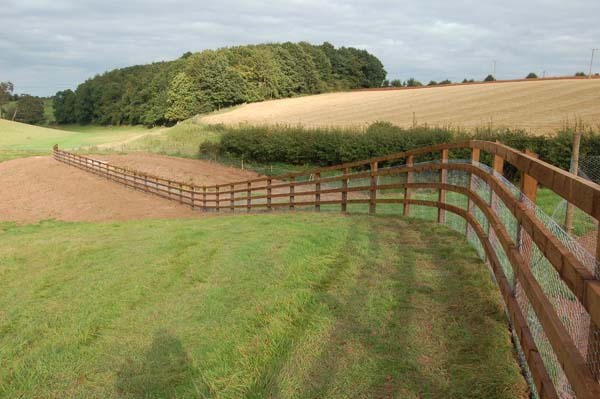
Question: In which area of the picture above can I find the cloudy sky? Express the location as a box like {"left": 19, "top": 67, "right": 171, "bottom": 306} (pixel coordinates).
{"left": 1, "top": 0, "right": 599, "bottom": 96}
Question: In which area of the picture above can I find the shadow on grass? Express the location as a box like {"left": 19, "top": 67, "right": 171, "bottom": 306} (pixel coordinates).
{"left": 116, "top": 330, "right": 202, "bottom": 398}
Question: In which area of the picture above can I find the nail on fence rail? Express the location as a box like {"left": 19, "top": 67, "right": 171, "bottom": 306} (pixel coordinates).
{"left": 53, "top": 142, "right": 600, "bottom": 399}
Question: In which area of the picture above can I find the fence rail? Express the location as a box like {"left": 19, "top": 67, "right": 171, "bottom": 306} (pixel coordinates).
{"left": 53, "top": 142, "right": 600, "bottom": 399}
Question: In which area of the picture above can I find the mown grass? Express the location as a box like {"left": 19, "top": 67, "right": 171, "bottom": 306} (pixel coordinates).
{"left": 0, "top": 214, "right": 527, "bottom": 398}
{"left": 0, "top": 119, "right": 154, "bottom": 151}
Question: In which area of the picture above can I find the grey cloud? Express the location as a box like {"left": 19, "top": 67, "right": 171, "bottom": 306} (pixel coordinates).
{"left": 1, "top": 0, "right": 599, "bottom": 95}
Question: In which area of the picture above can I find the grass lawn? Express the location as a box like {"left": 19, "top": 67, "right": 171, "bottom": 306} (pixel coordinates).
{"left": 0, "top": 214, "right": 527, "bottom": 398}
{"left": 0, "top": 119, "right": 155, "bottom": 151}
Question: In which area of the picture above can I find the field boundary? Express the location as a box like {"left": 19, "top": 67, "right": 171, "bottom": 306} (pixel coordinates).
{"left": 353, "top": 75, "right": 600, "bottom": 92}
{"left": 53, "top": 142, "right": 600, "bottom": 399}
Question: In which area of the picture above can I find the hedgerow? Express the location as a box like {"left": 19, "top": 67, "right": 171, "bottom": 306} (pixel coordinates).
{"left": 204, "top": 122, "right": 600, "bottom": 175}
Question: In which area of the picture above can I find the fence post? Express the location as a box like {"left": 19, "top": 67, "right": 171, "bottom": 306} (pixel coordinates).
{"left": 202, "top": 187, "right": 207, "bottom": 211}
{"left": 566, "top": 130, "right": 582, "bottom": 234}
{"left": 315, "top": 172, "right": 321, "bottom": 212}
{"left": 267, "top": 178, "right": 272, "bottom": 211}
{"left": 438, "top": 149, "right": 448, "bottom": 223}
{"left": 191, "top": 187, "right": 195, "bottom": 210}
{"left": 289, "top": 176, "right": 295, "bottom": 211}
{"left": 466, "top": 148, "right": 480, "bottom": 235}
{"left": 230, "top": 184, "right": 235, "bottom": 212}
{"left": 490, "top": 141, "right": 504, "bottom": 212}
{"left": 247, "top": 182, "right": 252, "bottom": 212}
{"left": 341, "top": 167, "right": 349, "bottom": 213}
{"left": 403, "top": 155, "right": 413, "bottom": 216}
{"left": 216, "top": 186, "right": 220, "bottom": 212}
{"left": 369, "top": 162, "right": 378, "bottom": 214}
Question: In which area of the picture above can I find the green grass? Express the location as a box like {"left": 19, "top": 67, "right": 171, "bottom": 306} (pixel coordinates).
{"left": 0, "top": 214, "right": 527, "bottom": 398}
{"left": 0, "top": 119, "right": 155, "bottom": 151}
{"left": 106, "top": 120, "right": 220, "bottom": 157}
{"left": 0, "top": 150, "right": 46, "bottom": 163}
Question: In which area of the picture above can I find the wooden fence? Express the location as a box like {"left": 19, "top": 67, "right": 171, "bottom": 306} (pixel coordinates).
{"left": 53, "top": 142, "right": 600, "bottom": 399}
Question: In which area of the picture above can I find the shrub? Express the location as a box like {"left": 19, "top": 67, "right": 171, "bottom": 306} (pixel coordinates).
{"left": 526, "top": 73, "right": 538, "bottom": 79}
{"left": 484, "top": 75, "right": 496, "bottom": 82}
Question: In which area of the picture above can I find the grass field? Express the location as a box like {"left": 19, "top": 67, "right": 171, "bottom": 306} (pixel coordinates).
{"left": 0, "top": 119, "right": 155, "bottom": 152}
{"left": 0, "top": 214, "right": 527, "bottom": 398}
{"left": 201, "top": 79, "right": 600, "bottom": 134}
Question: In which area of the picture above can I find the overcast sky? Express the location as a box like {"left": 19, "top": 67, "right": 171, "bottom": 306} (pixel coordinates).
{"left": 1, "top": 0, "right": 599, "bottom": 96}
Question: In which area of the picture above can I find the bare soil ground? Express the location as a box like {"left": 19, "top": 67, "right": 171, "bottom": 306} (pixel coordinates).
{"left": 0, "top": 154, "right": 262, "bottom": 223}
{"left": 94, "top": 152, "right": 260, "bottom": 186}
{"left": 201, "top": 79, "right": 600, "bottom": 134}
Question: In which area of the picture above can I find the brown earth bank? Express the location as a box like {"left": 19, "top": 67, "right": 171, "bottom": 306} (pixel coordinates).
{"left": 93, "top": 152, "right": 260, "bottom": 186}
{"left": 0, "top": 154, "right": 263, "bottom": 223}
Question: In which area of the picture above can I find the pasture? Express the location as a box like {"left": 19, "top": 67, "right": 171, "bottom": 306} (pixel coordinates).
{"left": 0, "top": 214, "right": 527, "bottom": 398}
{"left": 201, "top": 79, "right": 600, "bottom": 134}
{"left": 0, "top": 119, "right": 155, "bottom": 151}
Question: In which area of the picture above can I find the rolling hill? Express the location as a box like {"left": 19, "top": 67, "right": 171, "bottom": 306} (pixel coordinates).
{"left": 201, "top": 78, "right": 600, "bottom": 134}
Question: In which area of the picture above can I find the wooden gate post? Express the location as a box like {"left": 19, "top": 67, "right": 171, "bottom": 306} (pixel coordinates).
{"left": 403, "top": 155, "right": 413, "bottom": 216}
{"left": 369, "top": 162, "right": 378, "bottom": 214}
{"left": 341, "top": 167, "right": 349, "bottom": 213}
{"left": 315, "top": 172, "right": 321, "bottom": 212}
{"left": 438, "top": 149, "right": 448, "bottom": 223}
{"left": 289, "top": 176, "right": 295, "bottom": 211}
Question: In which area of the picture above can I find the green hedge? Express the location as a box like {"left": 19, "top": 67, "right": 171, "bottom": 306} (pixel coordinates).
{"left": 204, "top": 122, "right": 600, "bottom": 174}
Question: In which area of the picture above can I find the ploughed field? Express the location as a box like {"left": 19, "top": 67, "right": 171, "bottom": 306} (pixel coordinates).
{"left": 201, "top": 79, "right": 600, "bottom": 134}
{"left": 0, "top": 214, "right": 527, "bottom": 398}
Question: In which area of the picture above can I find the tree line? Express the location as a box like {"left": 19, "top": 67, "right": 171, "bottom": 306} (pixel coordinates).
{"left": 53, "top": 42, "right": 386, "bottom": 126}
{"left": 0, "top": 82, "right": 47, "bottom": 124}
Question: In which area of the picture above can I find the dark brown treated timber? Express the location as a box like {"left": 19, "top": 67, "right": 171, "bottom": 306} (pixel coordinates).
{"left": 267, "top": 178, "right": 272, "bottom": 211}
{"left": 53, "top": 142, "right": 600, "bottom": 398}
{"left": 341, "top": 167, "right": 349, "bottom": 212}
{"left": 315, "top": 172, "right": 321, "bottom": 212}
{"left": 438, "top": 149, "right": 448, "bottom": 223}
{"left": 403, "top": 155, "right": 413, "bottom": 216}
{"left": 369, "top": 162, "right": 378, "bottom": 214}
{"left": 290, "top": 176, "right": 295, "bottom": 211}
{"left": 247, "top": 182, "right": 251, "bottom": 212}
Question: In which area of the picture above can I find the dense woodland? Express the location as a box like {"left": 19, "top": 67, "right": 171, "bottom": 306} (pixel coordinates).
{"left": 52, "top": 42, "right": 386, "bottom": 126}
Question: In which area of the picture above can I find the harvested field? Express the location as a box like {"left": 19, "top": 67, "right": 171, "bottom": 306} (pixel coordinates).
{"left": 201, "top": 79, "right": 600, "bottom": 134}
{"left": 0, "top": 154, "right": 261, "bottom": 223}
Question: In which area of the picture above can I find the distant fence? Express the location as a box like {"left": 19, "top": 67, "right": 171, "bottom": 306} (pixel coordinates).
{"left": 53, "top": 142, "right": 600, "bottom": 399}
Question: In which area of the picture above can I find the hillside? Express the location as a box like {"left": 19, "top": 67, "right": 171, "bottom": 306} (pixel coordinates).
{"left": 0, "top": 119, "right": 153, "bottom": 151}
{"left": 53, "top": 42, "right": 386, "bottom": 126}
{"left": 201, "top": 78, "right": 600, "bottom": 134}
